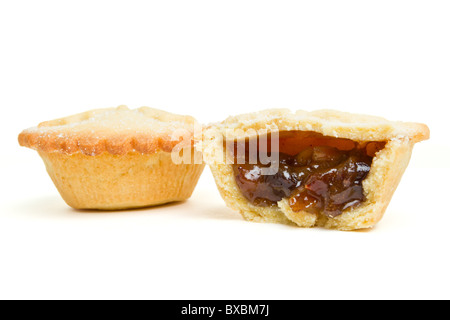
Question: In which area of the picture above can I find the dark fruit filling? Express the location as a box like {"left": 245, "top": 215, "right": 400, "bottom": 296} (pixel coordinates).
{"left": 231, "top": 132, "right": 385, "bottom": 218}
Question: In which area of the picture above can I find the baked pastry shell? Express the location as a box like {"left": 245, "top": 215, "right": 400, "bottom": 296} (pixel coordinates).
{"left": 203, "top": 109, "right": 429, "bottom": 230}
{"left": 39, "top": 151, "right": 204, "bottom": 210}
{"left": 19, "top": 106, "right": 205, "bottom": 210}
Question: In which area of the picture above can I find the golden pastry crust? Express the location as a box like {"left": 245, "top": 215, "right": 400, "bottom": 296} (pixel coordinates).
{"left": 40, "top": 151, "right": 204, "bottom": 210}
{"left": 203, "top": 108, "right": 429, "bottom": 230}
{"left": 19, "top": 106, "right": 205, "bottom": 210}
{"left": 19, "top": 105, "right": 198, "bottom": 155}
{"left": 207, "top": 108, "right": 429, "bottom": 143}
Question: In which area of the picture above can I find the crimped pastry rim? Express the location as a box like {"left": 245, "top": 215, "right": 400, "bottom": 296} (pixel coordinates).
{"left": 18, "top": 105, "right": 199, "bottom": 156}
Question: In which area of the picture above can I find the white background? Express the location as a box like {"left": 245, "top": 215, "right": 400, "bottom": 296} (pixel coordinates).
{"left": 1, "top": 0, "right": 449, "bottom": 300}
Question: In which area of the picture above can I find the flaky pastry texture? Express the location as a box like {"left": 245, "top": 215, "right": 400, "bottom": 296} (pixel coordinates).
{"left": 203, "top": 109, "right": 429, "bottom": 230}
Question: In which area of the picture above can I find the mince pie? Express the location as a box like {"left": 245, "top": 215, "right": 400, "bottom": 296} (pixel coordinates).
{"left": 203, "top": 109, "right": 429, "bottom": 230}
{"left": 19, "top": 106, "right": 204, "bottom": 210}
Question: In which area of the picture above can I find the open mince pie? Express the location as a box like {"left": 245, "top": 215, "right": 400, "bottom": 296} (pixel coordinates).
{"left": 203, "top": 109, "right": 429, "bottom": 230}
{"left": 18, "top": 106, "right": 205, "bottom": 210}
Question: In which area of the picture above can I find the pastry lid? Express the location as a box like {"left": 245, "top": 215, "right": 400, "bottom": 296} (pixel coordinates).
{"left": 18, "top": 105, "right": 199, "bottom": 155}
{"left": 207, "top": 108, "right": 430, "bottom": 143}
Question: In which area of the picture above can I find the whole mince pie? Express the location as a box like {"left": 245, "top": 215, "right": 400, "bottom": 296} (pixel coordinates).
{"left": 18, "top": 106, "right": 205, "bottom": 210}
{"left": 203, "top": 109, "right": 429, "bottom": 230}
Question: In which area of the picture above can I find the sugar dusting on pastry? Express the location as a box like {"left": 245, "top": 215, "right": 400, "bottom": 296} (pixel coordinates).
{"left": 18, "top": 106, "right": 199, "bottom": 155}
